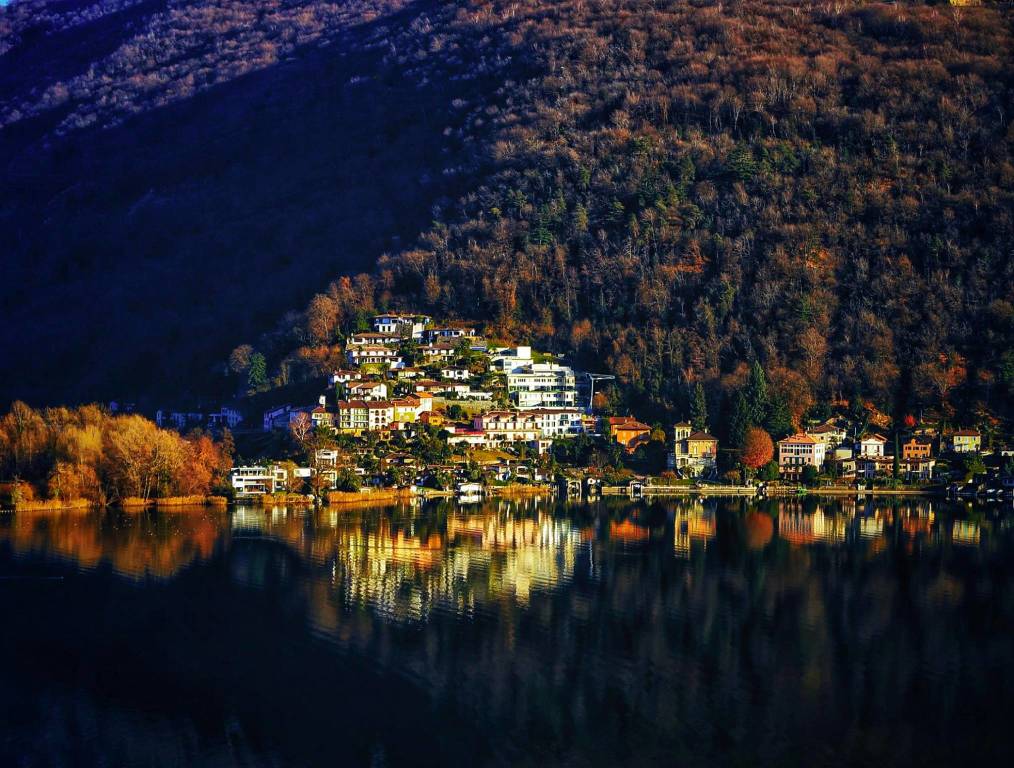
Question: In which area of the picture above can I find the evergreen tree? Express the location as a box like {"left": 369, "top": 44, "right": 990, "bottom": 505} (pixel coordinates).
{"left": 745, "top": 361, "right": 769, "bottom": 425}
{"left": 729, "top": 392, "right": 751, "bottom": 450}
{"left": 247, "top": 352, "right": 267, "bottom": 390}
{"left": 764, "top": 391, "right": 793, "bottom": 439}
{"left": 690, "top": 382, "right": 708, "bottom": 431}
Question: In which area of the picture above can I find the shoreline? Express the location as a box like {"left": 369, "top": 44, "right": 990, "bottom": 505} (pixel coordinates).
{"left": 7, "top": 495, "right": 229, "bottom": 514}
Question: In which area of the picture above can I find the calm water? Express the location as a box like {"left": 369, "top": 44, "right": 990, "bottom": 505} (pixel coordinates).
{"left": 1, "top": 497, "right": 1013, "bottom": 767}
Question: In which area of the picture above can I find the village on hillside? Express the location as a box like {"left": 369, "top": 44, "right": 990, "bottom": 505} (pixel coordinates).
{"left": 148, "top": 311, "right": 1012, "bottom": 502}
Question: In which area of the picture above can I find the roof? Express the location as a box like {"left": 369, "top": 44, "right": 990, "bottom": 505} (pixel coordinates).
{"left": 859, "top": 433, "right": 887, "bottom": 443}
{"left": 673, "top": 421, "right": 692, "bottom": 428}
{"left": 953, "top": 429, "right": 981, "bottom": 437}
{"left": 609, "top": 416, "right": 640, "bottom": 426}
{"left": 687, "top": 431, "right": 717, "bottom": 442}
{"left": 807, "top": 423, "right": 842, "bottom": 434}
{"left": 780, "top": 433, "right": 819, "bottom": 445}
{"left": 614, "top": 420, "right": 650, "bottom": 432}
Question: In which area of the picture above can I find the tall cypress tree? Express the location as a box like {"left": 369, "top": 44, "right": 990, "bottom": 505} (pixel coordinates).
{"left": 745, "top": 361, "right": 769, "bottom": 425}
{"left": 690, "top": 382, "right": 709, "bottom": 431}
{"left": 729, "top": 392, "right": 751, "bottom": 450}
{"left": 764, "top": 391, "right": 793, "bottom": 439}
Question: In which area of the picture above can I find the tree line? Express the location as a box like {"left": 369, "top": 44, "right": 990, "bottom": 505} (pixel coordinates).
{"left": 0, "top": 403, "right": 233, "bottom": 505}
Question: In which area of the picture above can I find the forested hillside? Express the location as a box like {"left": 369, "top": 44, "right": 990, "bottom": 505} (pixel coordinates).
{"left": 3, "top": 0, "right": 1013, "bottom": 425}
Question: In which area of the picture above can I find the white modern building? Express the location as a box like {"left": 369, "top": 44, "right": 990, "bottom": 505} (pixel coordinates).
{"left": 230, "top": 466, "right": 288, "bottom": 497}
{"left": 372, "top": 313, "right": 431, "bottom": 339}
{"left": 489, "top": 346, "right": 534, "bottom": 373}
{"left": 506, "top": 362, "right": 577, "bottom": 408}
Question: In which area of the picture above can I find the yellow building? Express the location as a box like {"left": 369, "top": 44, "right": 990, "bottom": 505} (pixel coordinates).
{"left": 950, "top": 429, "right": 981, "bottom": 453}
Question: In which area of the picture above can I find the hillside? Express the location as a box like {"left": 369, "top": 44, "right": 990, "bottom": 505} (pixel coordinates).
{"left": 2, "top": 0, "right": 1013, "bottom": 425}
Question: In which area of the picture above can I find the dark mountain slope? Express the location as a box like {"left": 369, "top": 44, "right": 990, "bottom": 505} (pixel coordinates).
{"left": 0, "top": 0, "right": 501, "bottom": 404}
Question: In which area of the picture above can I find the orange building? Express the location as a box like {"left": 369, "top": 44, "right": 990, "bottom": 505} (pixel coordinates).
{"left": 901, "top": 436, "right": 933, "bottom": 460}
{"left": 609, "top": 416, "right": 652, "bottom": 452}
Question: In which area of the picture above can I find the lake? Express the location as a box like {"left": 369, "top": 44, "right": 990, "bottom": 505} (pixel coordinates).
{"left": 1, "top": 496, "right": 1013, "bottom": 767}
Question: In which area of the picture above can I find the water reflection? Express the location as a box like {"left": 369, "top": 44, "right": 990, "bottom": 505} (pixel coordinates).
{"left": 1, "top": 497, "right": 1012, "bottom": 767}
{"left": 0, "top": 507, "right": 222, "bottom": 579}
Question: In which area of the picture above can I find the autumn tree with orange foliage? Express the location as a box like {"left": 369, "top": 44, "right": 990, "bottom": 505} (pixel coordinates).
{"left": 741, "top": 427, "right": 774, "bottom": 472}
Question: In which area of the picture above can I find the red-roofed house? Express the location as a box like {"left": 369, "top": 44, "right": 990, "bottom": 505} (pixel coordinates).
{"left": 778, "top": 433, "right": 827, "bottom": 479}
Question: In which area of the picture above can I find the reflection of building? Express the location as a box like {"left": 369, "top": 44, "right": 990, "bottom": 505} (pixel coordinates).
{"left": 858, "top": 514, "right": 884, "bottom": 539}
{"left": 777, "top": 504, "right": 847, "bottom": 545}
{"left": 951, "top": 520, "right": 980, "bottom": 546}
{"left": 673, "top": 505, "right": 716, "bottom": 557}
{"left": 610, "top": 520, "right": 650, "bottom": 544}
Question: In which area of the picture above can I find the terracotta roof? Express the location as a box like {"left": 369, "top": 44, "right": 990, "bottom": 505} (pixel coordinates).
{"left": 953, "top": 429, "right": 981, "bottom": 437}
{"left": 859, "top": 433, "right": 887, "bottom": 442}
{"left": 673, "top": 421, "right": 693, "bottom": 428}
{"left": 687, "top": 431, "right": 717, "bottom": 442}
{"left": 615, "top": 421, "right": 650, "bottom": 432}
{"left": 780, "top": 433, "right": 819, "bottom": 445}
{"left": 807, "top": 423, "right": 841, "bottom": 434}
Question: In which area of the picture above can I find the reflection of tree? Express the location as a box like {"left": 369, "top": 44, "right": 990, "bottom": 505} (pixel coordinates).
{"left": 0, "top": 508, "right": 223, "bottom": 579}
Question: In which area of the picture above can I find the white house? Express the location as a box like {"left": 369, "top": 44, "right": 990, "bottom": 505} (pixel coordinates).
{"left": 441, "top": 367, "right": 471, "bottom": 381}
{"left": 527, "top": 408, "right": 585, "bottom": 438}
{"left": 856, "top": 434, "right": 887, "bottom": 457}
{"left": 778, "top": 433, "right": 828, "bottom": 479}
{"left": 231, "top": 466, "right": 288, "bottom": 496}
{"left": 372, "top": 313, "right": 430, "bottom": 339}
{"left": 506, "top": 362, "right": 577, "bottom": 409}
{"left": 434, "top": 382, "right": 472, "bottom": 396}
{"left": 489, "top": 346, "right": 534, "bottom": 373}
{"left": 420, "top": 343, "right": 458, "bottom": 360}
{"left": 330, "top": 369, "right": 363, "bottom": 385}
{"left": 347, "top": 380, "right": 389, "bottom": 401}
{"left": 474, "top": 411, "right": 541, "bottom": 445}
{"left": 346, "top": 345, "right": 403, "bottom": 367}
{"left": 806, "top": 422, "right": 848, "bottom": 448}
{"left": 445, "top": 428, "right": 489, "bottom": 448}
{"left": 424, "top": 326, "right": 476, "bottom": 343}
{"left": 347, "top": 331, "right": 402, "bottom": 346}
